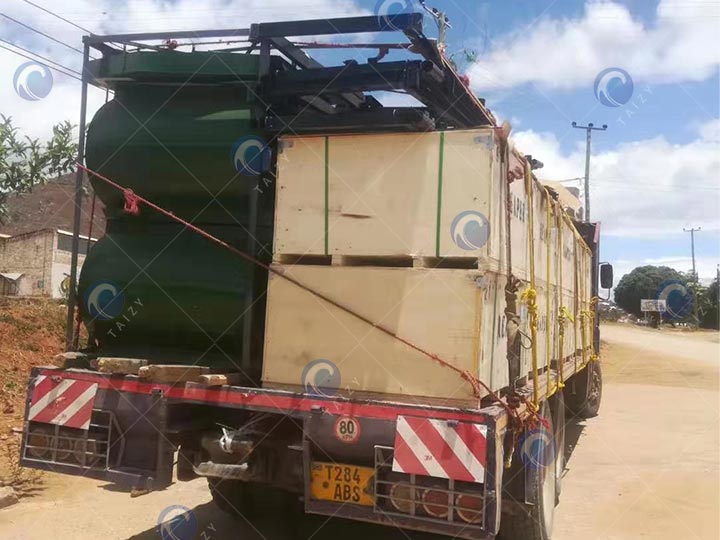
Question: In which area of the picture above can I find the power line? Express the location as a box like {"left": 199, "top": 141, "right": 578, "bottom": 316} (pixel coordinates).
{"left": 18, "top": 0, "right": 92, "bottom": 33}
{"left": 0, "top": 37, "right": 81, "bottom": 77}
{"left": 0, "top": 42, "right": 81, "bottom": 82}
{"left": 0, "top": 12, "right": 95, "bottom": 59}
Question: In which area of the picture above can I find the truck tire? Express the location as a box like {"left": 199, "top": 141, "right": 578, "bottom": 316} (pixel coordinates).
{"left": 565, "top": 360, "right": 602, "bottom": 419}
{"left": 498, "top": 399, "right": 557, "bottom": 540}
{"left": 550, "top": 390, "right": 566, "bottom": 502}
{"left": 207, "top": 478, "right": 251, "bottom": 517}
{"left": 208, "top": 478, "right": 296, "bottom": 519}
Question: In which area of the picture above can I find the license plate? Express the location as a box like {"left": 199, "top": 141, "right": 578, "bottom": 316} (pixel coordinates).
{"left": 310, "top": 462, "right": 375, "bottom": 506}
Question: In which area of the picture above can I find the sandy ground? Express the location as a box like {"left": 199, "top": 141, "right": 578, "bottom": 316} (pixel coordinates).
{"left": 0, "top": 323, "right": 718, "bottom": 540}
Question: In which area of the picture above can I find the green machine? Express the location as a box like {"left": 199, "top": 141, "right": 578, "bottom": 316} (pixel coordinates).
{"left": 79, "top": 51, "right": 280, "bottom": 375}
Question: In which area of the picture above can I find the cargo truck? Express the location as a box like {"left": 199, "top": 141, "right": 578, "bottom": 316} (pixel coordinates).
{"left": 19, "top": 13, "right": 613, "bottom": 540}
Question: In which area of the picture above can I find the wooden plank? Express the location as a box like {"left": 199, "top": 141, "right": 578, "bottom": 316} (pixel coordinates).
{"left": 137, "top": 365, "right": 210, "bottom": 383}
{"left": 97, "top": 357, "right": 147, "bottom": 374}
{"left": 198, "top": 373, "right": 242, "bottom": 387}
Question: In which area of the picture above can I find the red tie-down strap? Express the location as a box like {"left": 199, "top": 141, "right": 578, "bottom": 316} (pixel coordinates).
{"left": 123, "top": 189, "right": 141, "bottom": 215}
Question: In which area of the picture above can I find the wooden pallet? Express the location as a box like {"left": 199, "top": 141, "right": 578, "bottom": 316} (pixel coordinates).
{"left": 272, "top": 253, "right": 481, "bottom": 269}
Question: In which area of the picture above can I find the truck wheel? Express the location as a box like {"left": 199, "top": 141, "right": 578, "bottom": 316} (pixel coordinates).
{"left": 550, "top": 390, "right": 566, "bottom": 502}
{"left": 565, "top": 360, "right": 602, "bottom": 419}
{"left": 498, "top": 400, "right": 557, "bottom": 540}
{"left": 207, "top": 478, "right": 251, "bottom": 517}
{"left": 208, "top": 478, "right": 296, "bottom": 519}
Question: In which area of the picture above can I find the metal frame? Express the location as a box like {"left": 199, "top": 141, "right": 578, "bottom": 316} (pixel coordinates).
{"left": 63, "top": 12, "right": 496, "bottom": 384}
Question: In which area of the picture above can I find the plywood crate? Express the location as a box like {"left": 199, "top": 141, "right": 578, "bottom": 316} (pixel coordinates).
{"left": 265, "top": 129, "right": 595, "bottom": 403}
{"left": 262, "top": 264, "right": 507, "bottom": 404}
{"left": 274, "top": 129, "right": 503, "bottom": 265}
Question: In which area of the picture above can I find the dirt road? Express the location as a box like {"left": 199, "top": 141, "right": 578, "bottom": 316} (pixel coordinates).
{"left": 1, "top": 323, "right": 718, "bottom": 539}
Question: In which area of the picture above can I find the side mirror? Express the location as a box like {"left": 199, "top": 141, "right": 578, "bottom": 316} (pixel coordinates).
{"left": 600, "top": 263, "right": 614, "bottom": 290}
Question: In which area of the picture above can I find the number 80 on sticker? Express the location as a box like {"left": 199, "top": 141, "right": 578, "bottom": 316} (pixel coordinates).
{"left": 334, "top": 416, "right": 361, "bottom": 444}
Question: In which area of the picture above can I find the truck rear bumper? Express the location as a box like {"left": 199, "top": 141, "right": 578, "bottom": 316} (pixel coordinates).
{"left": 20, "top": 366, "right": 506, "bottom": 538}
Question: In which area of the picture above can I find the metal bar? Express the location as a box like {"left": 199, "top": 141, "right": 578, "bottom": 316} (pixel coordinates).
{"left": 269, "top": 36, "right": 365, "bottom": 108}
{"left": 265, "top": 61, "right": 424, "bottom": 96}
{"left": 83, "top": 28, "right": 250, "bottom": 45}
{"left": 249, "top": 13, "right": 423, "bottom": 39}
{"left": 264, "top": 107, "right": 434, "bottom": 134}
{"left": 65, "top": 42, "right": 90, "bottom": 350}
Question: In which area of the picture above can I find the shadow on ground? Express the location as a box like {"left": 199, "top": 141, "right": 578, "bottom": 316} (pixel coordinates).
{"left": 128, "top": 499, "right": 445, "bottom": 540}
{"left": 128, "top": 417, "right": 588, "bottom": 540}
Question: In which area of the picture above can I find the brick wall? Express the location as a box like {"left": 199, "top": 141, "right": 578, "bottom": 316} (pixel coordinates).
{"left": 0, "top": 230, "right": 90, "bottom": 297}
{"left": 0, "top": 229, "right": 55, "bottom": 295}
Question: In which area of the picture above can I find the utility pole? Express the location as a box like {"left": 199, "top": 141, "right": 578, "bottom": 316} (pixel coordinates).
{"left": 683, "top": 227, "right": 701, "bottom": 280}
{"left": 571, "top": 122, "right": 607, "bottom": 222}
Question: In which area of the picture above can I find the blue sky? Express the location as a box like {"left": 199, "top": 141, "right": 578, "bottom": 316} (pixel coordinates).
{"left": 1, "top": 0, "right": 718, "bottom": 281}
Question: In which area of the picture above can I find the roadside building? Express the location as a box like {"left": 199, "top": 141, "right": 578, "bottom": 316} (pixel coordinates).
{"left": 0, "top": 229, "right": 97, "bottom": 298}
{"left": 0, "top": 174, "right": 105, "bottom": 298}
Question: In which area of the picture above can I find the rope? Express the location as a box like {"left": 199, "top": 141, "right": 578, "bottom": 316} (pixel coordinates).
{"left": 77, "top": 164, "right": 517, "bottom": 416}
{"left": 523, "top": 164, "right": 540, "bottom": 407}
{"left": 556, "top": 204, "right": 568, "bottom": 388}
{"left": 543, "top": 188, "right": 553, "bottom": 398}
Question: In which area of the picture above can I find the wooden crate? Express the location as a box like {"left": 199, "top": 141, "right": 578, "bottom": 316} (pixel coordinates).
{"left": 266, "top": 129, "right": 595, "bottom": 403}
{"left": 274, "top": 129, "right": 502, "bottom": 265}
{"left": 262, "top": 265, "right": 502, "bottom": 404}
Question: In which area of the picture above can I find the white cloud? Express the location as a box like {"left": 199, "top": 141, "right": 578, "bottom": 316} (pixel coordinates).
{"left": 468, "top": 0, "right": 720, "bottom": 91}
{"left": 514, "top": 118, "right": 720, "bottom": 238}
{"left": 1, "top": 0, "right": 364, "bottom": 140}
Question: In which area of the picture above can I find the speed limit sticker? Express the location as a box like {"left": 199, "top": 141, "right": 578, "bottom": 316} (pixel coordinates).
{"left": 333, "top": 416, "right": 361, "bottom": 444}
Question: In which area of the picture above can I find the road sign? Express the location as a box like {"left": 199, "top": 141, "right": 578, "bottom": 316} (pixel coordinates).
{"left": 641, "top": 299, "right": 666, "bottom": 312}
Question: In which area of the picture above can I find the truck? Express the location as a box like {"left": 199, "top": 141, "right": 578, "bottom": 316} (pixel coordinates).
{"left": 19, "top": 13, "right": 613, "bottom": 540}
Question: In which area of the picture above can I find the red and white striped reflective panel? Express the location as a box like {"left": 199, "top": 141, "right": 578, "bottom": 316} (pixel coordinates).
{"left": 392, "top": 415, "right": 488, "bottom": 483}
{"left": 28, "top": 375, "right": 98, "bottom": 430}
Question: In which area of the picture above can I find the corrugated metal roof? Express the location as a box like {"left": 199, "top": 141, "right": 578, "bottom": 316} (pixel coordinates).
{"left": 0, "top": 272, "right": 23, "bottom": 281}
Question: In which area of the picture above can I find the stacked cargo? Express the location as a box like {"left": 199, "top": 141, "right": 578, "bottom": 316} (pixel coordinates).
{"left": 262, "top": 128, "right": 593, "bottom": 405}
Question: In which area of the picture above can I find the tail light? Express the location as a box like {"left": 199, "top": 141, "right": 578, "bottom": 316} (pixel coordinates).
{"left": 456, "top": 494, "right": 484, "bottom": 523}
{"left": 421, "top": 489, "right": 449, "bottom": 518}
{"left": 26, "top": 426, "right": 52, "bottom": 459}
{"left": 389, "top": 483, "right": 414, "bottom": 513}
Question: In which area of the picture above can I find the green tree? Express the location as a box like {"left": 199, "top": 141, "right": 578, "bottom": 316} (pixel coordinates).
{"left": 0, "top": 115, "right": 77, "bottom": 222}
{"left": 614, "top": 265, "right": 687, "bottom": 318}
{"left": 700, "top": 276, "right": 719, "bottom": 329}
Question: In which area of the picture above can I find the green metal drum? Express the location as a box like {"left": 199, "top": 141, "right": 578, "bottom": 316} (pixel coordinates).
{"left": 78, "top": 51, "right": 274, "bottom": 373}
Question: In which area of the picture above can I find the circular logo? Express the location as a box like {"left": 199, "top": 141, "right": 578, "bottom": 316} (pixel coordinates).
{"left": 656, "top": 279, "right": 694, "bottom": 320}
{"left": 334, "top": 416, "right": 361, "bottom": 444}
{"left": 450, "top": 210, "right": 490, "bottom": 251}
{"left": 375, "top": 0, "right": 415, "bottom": 31}
{"left": 157, "top": 505, "right": 197, "bottom": 540}
{"left": 83, "top": 280, "right": 125, "bottom": 320}
{"left": 594, "top": 67, "right": 634, "bottom": 107}
{"left": 301, "top": 359, "right": 341, "bottom": 397}
{"left": 13, "top": 62, "right": 53, "bottom": 101}
{"left": 230, "top": 135, "right": 271, "bottom": 176}
{"left": 518, "top": 427, "right": 555, "bottom": 470}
